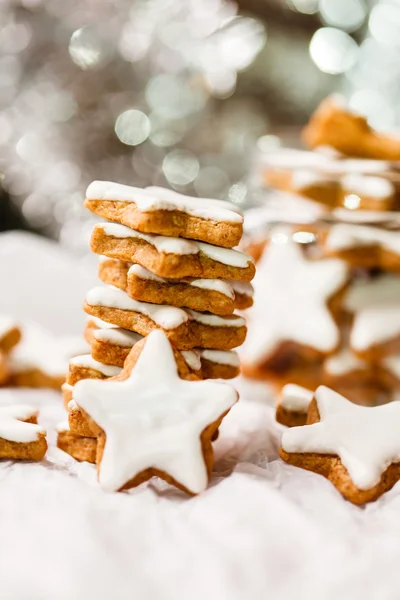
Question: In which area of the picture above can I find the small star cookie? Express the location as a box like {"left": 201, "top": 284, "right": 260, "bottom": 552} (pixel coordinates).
{"left": 242, "top": 229, "right": 348, "bottom": 372}
{"left": 280, "top": 386, "right": 400, "bottom": 504}
{"left": 72, "top": 330, "right": 237, "bottom": 494}
{"left": 0, "top": 405, "right": 47, "bottom": 460}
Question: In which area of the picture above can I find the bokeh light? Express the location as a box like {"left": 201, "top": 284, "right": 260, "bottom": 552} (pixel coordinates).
{"left": 309, "top": 27, "right": 359, "bottom": 74}
{"left": 319, "top": 0, "right": 366, "bottom": 32}
{"left": 162, "top": 150, "right": 200, "bottom": 186}
{"left": 115, "top": 110, "right": 151, "bottom": 146}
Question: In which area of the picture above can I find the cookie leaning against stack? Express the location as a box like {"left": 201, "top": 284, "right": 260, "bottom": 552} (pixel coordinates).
{"left": 57, "top": 182, "right": 254, "bottom": 493}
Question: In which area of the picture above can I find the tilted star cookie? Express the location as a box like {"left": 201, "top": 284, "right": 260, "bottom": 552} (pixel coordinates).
{"left": 241, "top": 230, "right": 349, "bottom": 375}
{"left": 0, "top": 405, "right": 47, "bottom": 460}
{"left": 280, "top": 386, "right": 400, "bottom": 504}
{"left": 72, "top": 330, "right": 237, "bottom": 493}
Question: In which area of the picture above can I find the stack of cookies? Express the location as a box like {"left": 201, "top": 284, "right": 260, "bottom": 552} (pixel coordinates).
{"left": 242, "top": 95, "right": 400, "bottom": 425}
{"left": 59, "top": 182, "right": 255, "bottom": 464}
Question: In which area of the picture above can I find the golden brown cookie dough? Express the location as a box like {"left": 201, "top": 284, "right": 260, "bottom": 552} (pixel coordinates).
{"left": 56, "top": 425, "right": 96, "bottom": 464}
{"left": 72, "top": 332, "right": 236, "bottom": 494}
{"left": 302, "top": 95, "right": 400, "bottom": 160}
{"left": 84, "top": 300, "right": 247, "bottom": 351}
{"left": 85, "top": 183, "right": 243, "bottom": 248}
{"left": 280, "top": 388, "right": 400, "bottom": 504}
{"left": 98, "top": 258, "right": 253, "bottom": 315}
{"left": 91, "top": 224, "right": 255, "bottom": 282}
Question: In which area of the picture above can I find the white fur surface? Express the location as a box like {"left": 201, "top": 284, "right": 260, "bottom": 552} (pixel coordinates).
{"left": 1, "top": 232, "right": 400, "bottom": 599}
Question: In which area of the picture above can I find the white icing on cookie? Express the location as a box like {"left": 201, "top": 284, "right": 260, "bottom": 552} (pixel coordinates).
{"left": 340, "top": 174, "right": 395, "bottom": 199}
{"left": 188, "top": 279, "right": 234, "bottom": 299}
{"left": 324, "top": 349, "right": 367, "bottom": 376}
{"left": 87, "top": 181, "right": 243, "bottom": 224}
{"left": 89, "top": 317, "right": 116, "bottom": 330}
{"left": 196, "top": 242, "right": 253, "bottom": 269}
{"left": 186, "top": 310, "right": 245, "bottom": 328}
{"left": 181, "top": 351, "right": 202, "bottom": 372}
{"left": 56, "top": 421, "right": 69, "bottom": 433}
{"left": 282, "top": 385, "right": 400, "bottom": 490}
{"left": 280, "top": 384, "right": 313, "bottom": 413}
{"left": 332, "top": 208, "right": 400, "bottom": 225}
{"left": 73, "top": 330, "right": 237, "bottom": 493}
{"left": 93, "top": 327, "right": 143, "bottom": 348}
{"left": 86, "top": 286, "right": 189, "bottom": 330}
{"left": 128, "top": 264, "right": 165, "bottom": 283}
{"left": 226, "top": 280, "right": 254, "bottom": 298}
{"left": 242, "top": 230, "right": 348, "bottom": 363}
{"left": 88, "top": 286, "right": 245, "bottom": 331}
{"left": 382, "top": 355, "right": 400, "bottom": 380}
{"left": 9, "top": 324, "right": 89, "bottom": 376}
{"left": 292, "top": 169, "right": 332, "bottom": 190}
{"left": 325, "top": 224, "right": 400, "bottom": 256}
{"left": 0, "top": 405, "right": 45, "bottom": 443}
{"left": 129, "top": 265, "right": 235, "bottom": 299}
{"left": 70, "top": 355, "right": 122, "bottom": 377}
{"left": 98, "top": 223, "right": 198, "bottom": 255}
{"left": 97, "top": 223, "right": 253, "bottom": 268}
{"left": 351, "top": 307, "right": 400, "bottom": 351}
{"left": 0, "top": 315, "right": 18, "bottom": 339}
{"left": 197, "top": 349, "right": 240, "bottom": 367}
{"left": 344, "top": 275, "right": 400, "bottom": 350}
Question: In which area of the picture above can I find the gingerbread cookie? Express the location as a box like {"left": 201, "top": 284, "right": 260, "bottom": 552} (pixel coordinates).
{"left": 99, "top": 258, "right": 253, "bottom": 315}
{"left": 0, "top": 405, "right": 47, "bottom": 460}
{"left": 275, "top": 384, "right": 313, "bottom": 428}
{"left": 241, "top": 229, "right": 348, "bottom": 373}
{"left": 66, "top": 354, "right": 122, "bottom": 386}
{"left": 72, "top": 330, "right": 237, "bottom": 493}
{"left": 85, "top": 182, "right": 243, "bottom": 248}
{"left": 322, "top": 223, "right": 400, "bottom": 273}
{"left": 344, "top": 275, "right": 400, "bottom": 360}
{"left": 62, "top": 382, "right": 73, "bottom": 409}
{"left": 280, "top": 385, "right": 400, "bottom": 504}
{"left": 338, "top": 174, "right": 397, "bottom": 212}
{"left": 91, "top": 223, "right": 255, "bottom": 281}
{"left": 0, "top": 316, "right": 21, "bottom": 353}
{"left": 302, "top": 95, "right": 400, "bottom": 161}
{"left": 56, "top": 422, "right": 96, "bottom": 464}
{"left": 9, "top": 324, "right": 89, "bottom": 389}
{"left": 84, "top": 285, "right": 247, "bottom": 351}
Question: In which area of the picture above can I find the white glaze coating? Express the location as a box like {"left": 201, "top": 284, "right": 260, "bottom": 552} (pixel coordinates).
{"left": 197, "top": 349, "right": 240, "bottom": 367}
{"left": 181, "top": 351, "right": 202, "bottom": 372}
{"left": 97, "top": 223, "right": 253, "bottom": 268}
{"left": 0, "top": 405, "right": 45, "bottom": 443}
{"left": 98, "top": 223, "right": 198, "bottom": 255}
{"left": 86, "top": 286, "right": 189, "bottom": 330}
{"left": 280, "top": 384, "right": 313, "bottom": 413}
{"left": 340, "top": 174, "right": 394, "bottom": 199}
{"left": 226, "top": 280, "right": 254, "bottom": 298}
{"left": 351, "top": 307, "right": 400, "bottom": 351}
{"left": 89, "top": 317, "right": 116, "bottom": 330}
{"left": 9, "top": 324, "right": 89, "bottom": 376}
{"left": 382, "top": 355, "right": 400, "bottom": 380}
{"left": 70, "top": 355, "right": 122, "bottom": 377}
{"left": 88, "top": 286, "right": 245, "bottom": 331}
{"left": 325, "top": 224, "right": 400, "bottom": 255}
{"left": 282, "top": 385, "right": 400, "bottom": 490}
{"left": 129, "top": 265, "right": 235, "bottom": 299}
{"left": 324, "top": 349, "right": 367, "bottom": 376}
{"left": 93, "top": 327, "right": 143, "bottom": 348}
{"left": 73, "top": 331, "right": 237, "bottom": 493}
{"left": 344, "top": 275, "right": 400, "bottom": 312}
{"left": 0, "top": 315, "right": 18, "bottom": 339}
{"left": 186, "top": 310, "right": 245, "bottom": 328}
{"left": 332, "top": 208, "right": 400, "bottom": 224}
{"left": 292, "top": 169, "right": 332, "bottom": 190}
{"left": 86, "top": 181, "right": 243, "bottom": 223}
{"left": 241, "top": 230, "right": 348, "bottom": 363}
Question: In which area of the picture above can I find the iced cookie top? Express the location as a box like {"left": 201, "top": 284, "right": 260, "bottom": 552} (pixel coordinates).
{"left": 282, "top": 386, "right": 400, "bottom": 490}
{"left": 0, "top": 405, "right": 46, "bottom": 443}
{"left": 86, "top": 181, "right": 243, "bottom": 224}
{"left": 73, "top": 330, "right": 237, "bottom": 493}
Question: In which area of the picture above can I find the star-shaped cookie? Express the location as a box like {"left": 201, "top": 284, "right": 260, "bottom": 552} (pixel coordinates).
{"left": 73, "top": 330, "right": 237, "bottom": 494}
{"left": 242, "top": 230, "right": 348, "bottom": 367}
{"left": 280, "top": 386, "right": 400, "bottom": 504}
